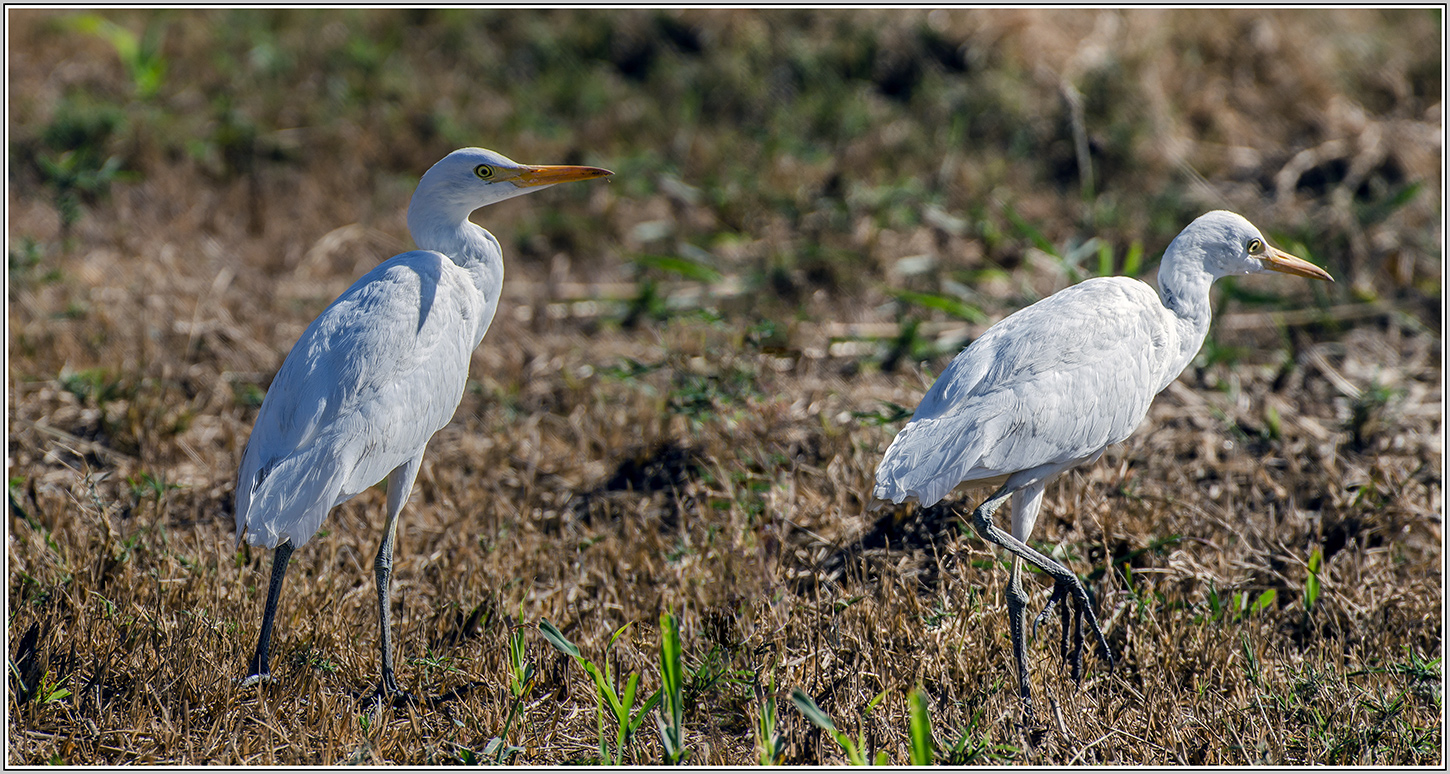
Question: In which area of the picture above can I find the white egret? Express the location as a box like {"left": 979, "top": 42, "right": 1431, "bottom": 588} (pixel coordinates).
{"left": 872, "top": 210, "right": 1332, "bottom": 725}
{"left": 234, "top": 148, "right": 611, "bottom": 703}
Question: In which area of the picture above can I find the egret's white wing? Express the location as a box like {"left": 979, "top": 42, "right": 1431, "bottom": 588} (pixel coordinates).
{"left": 873, "top": 277, "right": 1179, "bottom": 506}
{"left": 236, "top": 250, "right": 490, "bottom": 548}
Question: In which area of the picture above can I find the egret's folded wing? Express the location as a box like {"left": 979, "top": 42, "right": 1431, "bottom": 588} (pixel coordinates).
{"left": 873, "top": 277, "right": 1176, "bottom": 506}
{"left": 235, "top": 251, "right": 486, "bottom": 548}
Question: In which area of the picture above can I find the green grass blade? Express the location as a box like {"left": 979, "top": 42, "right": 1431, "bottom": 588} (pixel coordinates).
{"left": 908, "top": 687, "right": 933, "bottom": 765}
{"left": 1123, "top": 240, "right": 1144, "bottom": 276}
{"left": 1002, "top": 204, "right": 1058, "bottom": 258}
{"left": 1251, "top": 588, "right": 1277, "bottom": 616}
{"left": 634, "top": 253, "right": 722, "bottom": 283}
{"left": 790, "top": 688, "right": 838, "bottom": 734}
{"left": 791, "top": 688, "right": 864, "bottom": 763}
{"left": 889, "top": 289, "right": 987, "bottom": 323}
{"left": 630, "top": 688, "right": 663, "bottom": 735}
{"left": 608, "top": 621, "right": 635, "bottom": 649}
{"left": 538, "top": 619, "right": 582, "bottom": 659}
{"left": 1241, "top": 633, "right": 1261, "bottom": 687}
{"left": 622, "top": 672, "right": 640, "bottom": 722}
{"left": 658, "top": 609, "right": 686, "bottom": 763}
{"left": 1305, "top": 547, "right": 1323, "bottom": 612}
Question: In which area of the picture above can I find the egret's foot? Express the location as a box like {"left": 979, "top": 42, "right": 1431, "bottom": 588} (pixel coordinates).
{"left": 1018, "top": 696, "right": 1039, "bottom": 730}
{"left": 237, "top": 672, "right": 275, "bottom": 688}
{"left": 1029, "top": 580, "right": 1076, "bottom": 674}
{"left": 1083, "top": 591, "right": 1115, "bottom": 674}
{"left": 1073, "top": 582, "right": 1114, "bottom": 675}
{"left": 1033, "top": 576, "right": 1114, "bottom": 681}
{"left": 1059, "top": 586, "right": 1074, "bottom": 668}
{"left": 1065, "top": 594, "right": 1085, "bottom": 684}
{"left": 367, "top": 680, "right": 417, "bottom": 712}
{"left": 1032, "top": 582, "right": 1070, "bottom": 641}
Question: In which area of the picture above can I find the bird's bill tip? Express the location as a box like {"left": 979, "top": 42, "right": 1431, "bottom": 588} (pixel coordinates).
{"left": 1263, "top": 246, "right": 1334, "bottom": 282}
{"left": 513, "top": 164, "right": 613, "bottom": 187}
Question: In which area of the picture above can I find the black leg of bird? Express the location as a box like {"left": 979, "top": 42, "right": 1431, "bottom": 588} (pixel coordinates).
{"left": 1003, "top": 556, "right": 1037, "bottom": 725}
{"left": 966, "top": 484, "right": 1116, "bottom": 716}
{"left": 371, "top": 456, "right": 423, "bottom": 706}
{"left": 247, "top": 541, "right": 295, "bottom": 681}
{"left": 1067, "top": 591, "right": 1078, "bottom": 675}
{"left": 373, "top": 525, "right": 403, "bottom": 699}
{"left": 1031, "top": 580, "right": 1082, "bottom": 681}
{"left": 1067, "top": 593, "right": 1084, "bottom": 683}
{"left": 1032, "top": 581, "right": 1067, "bottom": 641}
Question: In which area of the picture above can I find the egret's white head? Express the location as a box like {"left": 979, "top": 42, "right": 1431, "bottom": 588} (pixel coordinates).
{"left": 1167, "top": 210, "right": 1333, "bottom": 282}
{"left": 409, "top": 147, "right": 612, "bottom": 230}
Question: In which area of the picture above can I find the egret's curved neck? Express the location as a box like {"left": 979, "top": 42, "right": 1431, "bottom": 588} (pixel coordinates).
{"left": 405, "top": 186, "right": 506, "bottom": 349}
{"left": 1156, "top": 242, "right": 1217, "bottom": 380}
{"left": 407, "top": 191, "right": 505, "bottom": 288}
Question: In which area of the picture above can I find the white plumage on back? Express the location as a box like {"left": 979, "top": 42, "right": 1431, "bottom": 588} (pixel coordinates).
{"left": 873, "top": 276, "right": 1176, "bottom": 507}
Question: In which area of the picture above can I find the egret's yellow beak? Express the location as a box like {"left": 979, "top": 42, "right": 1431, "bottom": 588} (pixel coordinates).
{"left": 1262, "top": 245, "right": 1334, "bottom": 282}
{"left": 512, "top": 164, "right": 613, "bottom": 188}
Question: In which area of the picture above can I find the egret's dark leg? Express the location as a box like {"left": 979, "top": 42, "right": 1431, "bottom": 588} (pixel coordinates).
{"left": 1032, "top": 582, "right": 1069, "bottom": 641}
{"left": 1061, "top": 588, "right": 1074, "bottom": 670}
{"left": 372, "top": 454, "right": 424, "bottom": 707}
{"left": 969, "top": 484, "right": 1114, "bottom": 681}
{"left": 373, "top": 521, "right": 403, "bottom": 699}
{"left": 1004, "top": 555, "right": 1037, "bottom": 726}
{"left": 1032, "top": 575, "right": 1093, "bottom": 683}
{"left": 1066, "top": 591, "right": 1084, "bottom": 682}
{"left": 244, "top": 541, "right": 295, "bottom": 684}
{"left": 1005, "top": 485, "right": 1047, "bottom": 726}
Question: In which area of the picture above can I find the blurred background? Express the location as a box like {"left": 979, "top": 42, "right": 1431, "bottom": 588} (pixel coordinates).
{"left": 6, "top": 8, "right": 1443, "bottom": 765}
{"left": 10, "top": 9, "right": 1440, "bottom": 351}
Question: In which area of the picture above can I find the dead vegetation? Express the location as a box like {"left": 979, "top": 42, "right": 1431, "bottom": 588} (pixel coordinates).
{"left": 7, "top": 8, "right": 1442, "bottom": 765}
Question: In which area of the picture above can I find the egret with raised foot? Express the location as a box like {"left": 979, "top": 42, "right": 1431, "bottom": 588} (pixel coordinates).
{"left": 872, "top": 210, "right": 1332, "bottom": 725}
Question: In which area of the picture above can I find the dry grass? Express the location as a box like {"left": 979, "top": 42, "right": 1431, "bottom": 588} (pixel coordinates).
{"left": 7, "top": 8, "right": 1443, "bottom": 765}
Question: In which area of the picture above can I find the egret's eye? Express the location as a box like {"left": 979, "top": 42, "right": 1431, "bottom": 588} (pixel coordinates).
{"left": 473, "top": 164, "right": 495, "bottom": 180}
{"left": 1247, "top": 238, "right": 1264, "bottom": 254}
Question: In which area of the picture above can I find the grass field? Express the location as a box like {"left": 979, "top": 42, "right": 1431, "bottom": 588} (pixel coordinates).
{"left": 7, "top": 8, "right": 1443, "bottom": 765}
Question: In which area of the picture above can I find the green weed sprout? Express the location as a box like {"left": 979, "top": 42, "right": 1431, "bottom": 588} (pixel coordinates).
{"left": 65, "top": 14, "right": 167, "bottom": 98}
{"left": 790, "top": 687, "right": 888, "bottom": 765}
{"left": 1304, "top": 547, "right": 1323, "bottom": 614}
{"left": 540, "top": 619, "right": 661, "bottom": 765}
{"left": 907, "top": 687, "right": 933, "bottom": 765}
{"left": 940, "top": 705, "right": 1021, "bottom": 764}
{"left": 481, "top": 606, "right": 535, "bottom": 764}
{"left": 753, "top": 673, "right": 784, "bottom": 765}
{"left": 656, "top": 608, "right": 688, "bottom": 764}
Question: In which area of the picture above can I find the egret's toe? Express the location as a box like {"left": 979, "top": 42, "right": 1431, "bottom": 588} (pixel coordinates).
{"left": 237, "top": 672, "right": 274, "bottom": 688}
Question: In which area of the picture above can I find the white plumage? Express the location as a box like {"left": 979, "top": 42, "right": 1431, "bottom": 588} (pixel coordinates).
{"left": 874, "top": 278, "right": 1169, "bottom": 507}
{"left": 235, "top": 148, "right": 610, "bottom": 702}
{"left": 872, "top": 210, "right": 1332, "bottom": 725}
{"left": 235, "top": 252, "right": 483, "bottom": 548}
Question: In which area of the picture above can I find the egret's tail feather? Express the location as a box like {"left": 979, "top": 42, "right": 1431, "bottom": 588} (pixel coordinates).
{"left": 235, "top": 446, "right": 346, "bottom": 550}
{"left": 872, "top": 415, "right": 983, "bottom": 507}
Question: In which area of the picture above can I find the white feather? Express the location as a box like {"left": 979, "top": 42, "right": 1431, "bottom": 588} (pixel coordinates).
{"left": 873, "top": 210, "right": 1329, "bottom": 508}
